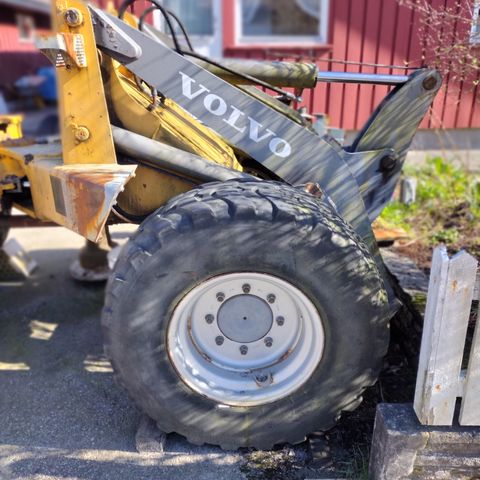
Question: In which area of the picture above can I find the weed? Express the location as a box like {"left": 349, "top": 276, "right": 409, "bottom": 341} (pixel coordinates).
{"left": 380, "top": 157, "right": 480, "bottom": 265}
{"left": 337, "top": 445, "right": 370, "bottom": 479}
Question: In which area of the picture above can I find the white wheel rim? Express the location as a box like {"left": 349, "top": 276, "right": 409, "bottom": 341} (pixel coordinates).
{"left": 167, "top": 272, "right": 325, "bottom": 406}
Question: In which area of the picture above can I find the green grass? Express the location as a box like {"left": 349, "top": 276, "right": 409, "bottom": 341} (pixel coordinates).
{"left": 338, "top": 445, "right": 370, "bottom": 479}
{"left": 380, "top": 157, "right": 480, "bottom": 253}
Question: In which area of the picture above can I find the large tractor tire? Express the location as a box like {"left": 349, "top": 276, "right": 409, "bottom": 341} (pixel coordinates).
{"left": 102, "top": 180, "right": 390, "bottom": 449}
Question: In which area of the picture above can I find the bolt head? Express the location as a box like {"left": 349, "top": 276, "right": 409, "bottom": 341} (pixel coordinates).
{"left": 64, "top": 8, "right": 83, "bottom": 27}
{"left": 215, "top": 336, "right": 224, "bottom": 346}
{"left": 242, "top": 283, "right": 251, "bottom": 294}
{"left": 74, "top": 126, "right": 90, "bottom": 143}
{"left": 216, "top": 292, "right": 225, "bottom": 302}
{"left": 205, "top": 314, "right": 214, "bottom": 324}
{"left": 255, "top": 374, "right": 268, "bottom": 383}
{"left": 379, "top": 155, "right": 397, "bottom": 173}
{"left": 239, "top": 345, "right": 248, "bottom": 355}
{"left": 267, "top": 294, "right": 276, "bottom": 304}
{"left": 422, "top": 75, "right": 438, "bottom": 91}
{"left": 264, "top": 337, "right": 273, "bottom": 347}
{"left": 276, "top": 316, "right": 285, "bottom": 326}
{"left": 304, "top": 182, "right": 323, "bottom": 199}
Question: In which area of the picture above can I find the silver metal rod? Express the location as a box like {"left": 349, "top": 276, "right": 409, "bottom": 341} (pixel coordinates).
{"left": 111, "top": 126, "right": 254, "bottom": 184}
{"left": 317, "top": 71, "right": 410, "bottom": 85}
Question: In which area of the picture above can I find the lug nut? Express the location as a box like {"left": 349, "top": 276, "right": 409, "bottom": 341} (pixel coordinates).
{"left": 255, "top": 374, "right": 268, "bottom": 383}
{"left": 264, "top": 337, "right": 273, "bottom": 347}
{"left": 276, "top": 316, "right": 285, "bottom": 326}
{"left": 239, "top": 345, "right": 248, "bottom": 355}
{"left": 215, "top": 336, "right": 224, "bottom": 346}
{"left": 267, "top": 294, "right": 276, "bottom": 304}
{"left": 242, "top": 284, "right": 251, "bottom": 294}
{"left": 216, "top": 292, "right": 225, "bottom": 302}
{"left": 205, "top": 314, "right": 214, "bottom": 324}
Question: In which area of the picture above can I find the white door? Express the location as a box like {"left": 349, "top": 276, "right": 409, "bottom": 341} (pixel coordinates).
{"left": 154, "top": 0, "right": 223, "bottom": 58}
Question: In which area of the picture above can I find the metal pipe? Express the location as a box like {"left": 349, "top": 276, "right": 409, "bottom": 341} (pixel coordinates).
{"left": 195, "top": 58, "right": 319, "bottom": 89}
{"left": 111, "top": 126, "right": 255, "bottom": 184}
{"left": 317, "top": 71, "right": 410, "bottom": 85}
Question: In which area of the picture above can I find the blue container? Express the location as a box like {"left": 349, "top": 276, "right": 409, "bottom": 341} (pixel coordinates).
{"left": 38, "top": 67, "right": 57, "bottom": 102}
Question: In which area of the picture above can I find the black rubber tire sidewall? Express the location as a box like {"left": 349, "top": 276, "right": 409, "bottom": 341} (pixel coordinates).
{"left": 103, "top": 181, "right": 389, "bottom": 449}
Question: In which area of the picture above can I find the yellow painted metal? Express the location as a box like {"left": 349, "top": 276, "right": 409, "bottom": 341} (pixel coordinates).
{"left": 0, "top": 142, "right": 136, "bottom": 241}
{"left": 1, "top": 0, "right": 244, "bottom": 237}
{"left": 49, "top": 0, "right": 116, "bottom": 165}
{"left": 105, "top": 59, "right": 243, "bottom": 215}
{"left": 0, "top": 115, "right": 23, "bottom": 142}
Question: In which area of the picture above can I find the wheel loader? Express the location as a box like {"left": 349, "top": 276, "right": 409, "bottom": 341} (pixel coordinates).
{"left": 0, "top": 0, "right": 441, "bottom": 450}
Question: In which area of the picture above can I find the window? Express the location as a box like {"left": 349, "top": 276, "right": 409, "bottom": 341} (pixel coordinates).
{"left": 160, "top": 0, "right": 214, "bottom": 36}
{"left": 471, "top": 0, "right": 480, "bottom": 44}
{"left": 156, "top": 0, "right": 222, "bottom": 57}
{"left": 237, "top": 0, "right": 329, "bottom": 45}
{"left": 16, "top": 14, "right": 36, "bottom": 43}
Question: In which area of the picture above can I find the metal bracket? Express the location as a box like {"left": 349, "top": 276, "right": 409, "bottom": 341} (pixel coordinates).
{"left": 36, "top": 33, "right": 87, "bottom": 69}
{"left": 343, "top": 148, "right": 398, "bottom": 221}
{"left": 88, "top": 6, "right": 142, "bottom": 62}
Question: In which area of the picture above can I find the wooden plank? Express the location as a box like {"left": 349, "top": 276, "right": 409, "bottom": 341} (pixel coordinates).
{"left": 326, "top": 0, "right": 350, "bottom": 128}
{"left": 414, "top": 247, "right": 477, "bottom": 425}
{"left": 341, "top": 0, "right": 367, "bottom": 130}
{"left": 355, "top": 0, "right": 385, "bottom": 129}
{"left": 371, "top": 0, "right": 398, "bottom": 117}
{"left": 460, "top": 300, "right": 480, "bottom": 425}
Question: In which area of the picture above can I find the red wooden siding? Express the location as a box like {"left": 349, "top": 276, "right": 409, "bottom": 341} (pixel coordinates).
{"left": 3, "top": 0, "right": 474, "bottom": 131}
{"left": 223, "top": 0, "right": 480, "bottom": 131}
{"left": 0, "top": 9, "right": 50, "bottom": 85}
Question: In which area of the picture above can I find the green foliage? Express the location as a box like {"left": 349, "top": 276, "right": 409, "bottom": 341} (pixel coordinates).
{"left": 380, "top": 157, "right": 480, "bottom": 249}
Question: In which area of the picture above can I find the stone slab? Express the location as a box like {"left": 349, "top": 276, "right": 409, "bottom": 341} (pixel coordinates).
{"left": 369, "top": 404, "right": 480, "bottom": 480}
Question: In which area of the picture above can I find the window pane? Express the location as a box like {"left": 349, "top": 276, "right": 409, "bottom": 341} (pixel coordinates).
{"left": 164, "top": 0, "right": 213, "bottom": 36}
{"left": 242, "top": 0, "right": 320, "bottom": 37}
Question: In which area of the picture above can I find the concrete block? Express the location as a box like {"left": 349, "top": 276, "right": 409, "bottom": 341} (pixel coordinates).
{"left": 135, "top": 414, "right": 167, "bottom": 455}
{"left": 370, "top": 404, "right": 428, "bottom": 480}
{"left": 369, "top": 404, "right": 480, "bottom": 480}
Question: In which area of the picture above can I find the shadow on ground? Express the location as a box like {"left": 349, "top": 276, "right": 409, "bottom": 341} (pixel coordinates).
{"left": 0, "top": 229, "right": 419, "bottom": 480}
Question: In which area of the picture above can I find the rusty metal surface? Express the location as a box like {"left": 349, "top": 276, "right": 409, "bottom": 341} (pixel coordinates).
{"left": 1, "top": 140, "right": 135, "bottom": 241}
{"left": 48, "top": 164, "right": 136, "bottom": 241}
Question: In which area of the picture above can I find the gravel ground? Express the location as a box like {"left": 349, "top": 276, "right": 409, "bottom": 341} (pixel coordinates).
{"left": 0, "top": 224, "right": 420, "bottom": 480}
{"left": 0, "top": 226, "right": 246, "bottom": 480}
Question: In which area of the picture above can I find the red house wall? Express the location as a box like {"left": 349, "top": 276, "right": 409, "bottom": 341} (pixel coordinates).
{"left": 73, "top": 0, "right": 480, "bottom": 131}
{"left": 223, "top": 0, "right": 480, "bottom": 131}
{"left": 0, "top": 9, "right": 50, "bottom": 85}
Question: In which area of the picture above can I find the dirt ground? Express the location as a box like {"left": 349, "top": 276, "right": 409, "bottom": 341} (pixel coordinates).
{"left": 0, "top": 225, "right": 420, "bottom": 480}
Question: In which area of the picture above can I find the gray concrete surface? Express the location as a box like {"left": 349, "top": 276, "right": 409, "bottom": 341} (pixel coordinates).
{"left": 0, "top": 226, "right": 245, "bottom": 480}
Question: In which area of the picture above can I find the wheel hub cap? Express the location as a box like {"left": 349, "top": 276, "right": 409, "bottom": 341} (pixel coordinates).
{"left": 167, "top": 272, "right": 325, "bottom": 406}
{"left": 217, "top": 295, "right": 273, "bottom": 343}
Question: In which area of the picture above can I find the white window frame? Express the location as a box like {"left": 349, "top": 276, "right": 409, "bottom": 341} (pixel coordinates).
{"left": 153, "top": 0, "right": 223, "bottom": 57}
{"left": 16, "top": 13, "right": 36, "bottom": 44}
{"left": 471, "top": 0, "right": 480, "bottom": 44}
{"left": 235, "top": 0, "right": 329, "bottom": 46}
